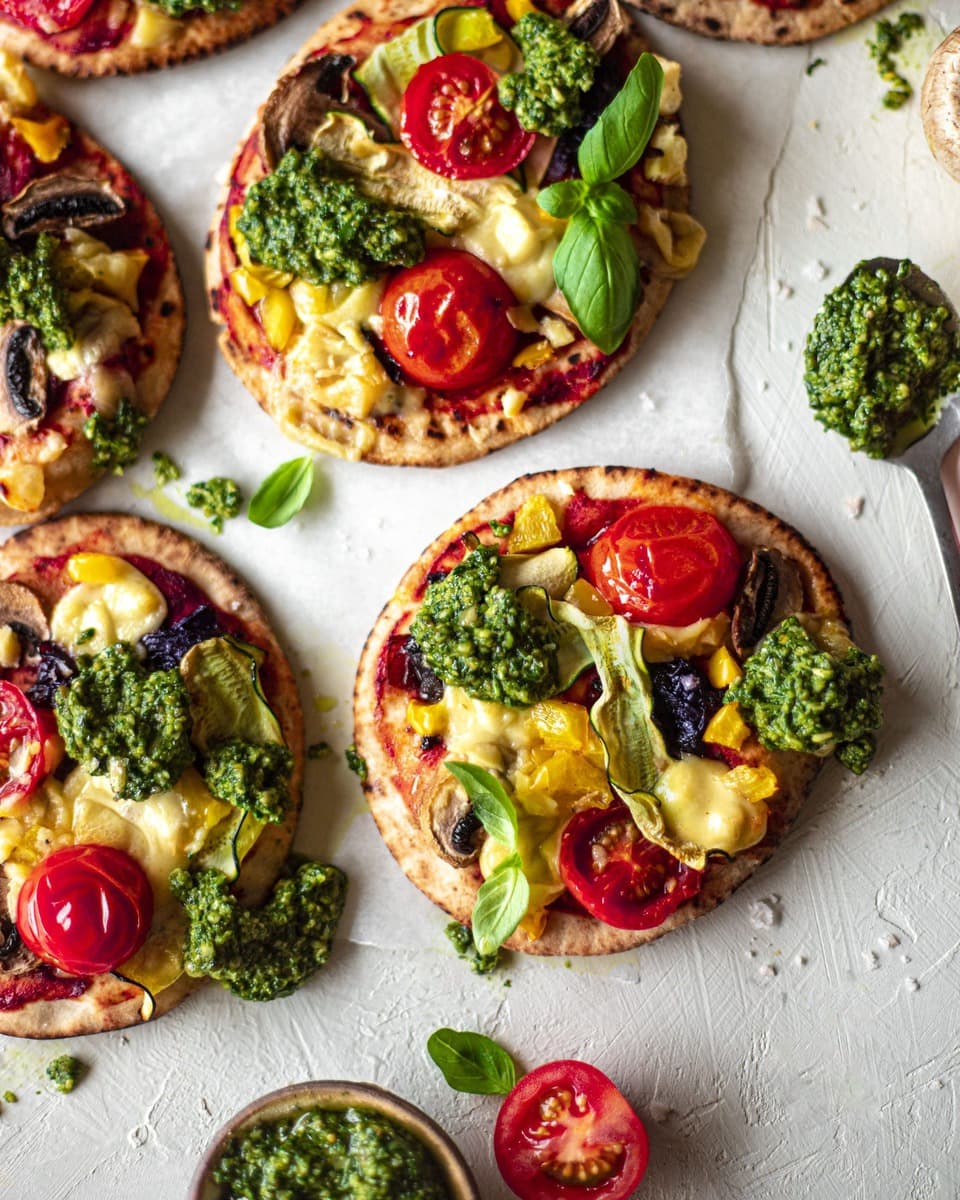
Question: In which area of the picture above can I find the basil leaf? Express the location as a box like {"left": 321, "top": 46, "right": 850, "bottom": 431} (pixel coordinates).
{"left": 584, "top": 181, "right": 637, "bottom": 225}
{"left": 445, "top": 761, "right": 519, "bottom": 850}
{"left": 578, "top": 52, "right": 664, "bottom": 185}
{"left": 537, "top": 179, "right": 590, "bottom": 218}
{"left": 426, "top": 1028, "right": 518, "bottom": 1095}
{"left": 249, "top": 456, "right": 315, "bottom": 528}
{"left": 472, "top": 852, "right": 529, "bottom": 956}
{"left": 552, "top": 210, "right": 641, "bottom": 355}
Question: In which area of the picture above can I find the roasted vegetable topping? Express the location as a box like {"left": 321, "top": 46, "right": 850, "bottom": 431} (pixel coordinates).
{"left": 727, "top": 616, "right": 884, "bottom": 773}
{"left": 410, "top": 546, "right": 560, "bottom": 707}
{"left": 648, "top": 658, "right": 724, "bottom": 760}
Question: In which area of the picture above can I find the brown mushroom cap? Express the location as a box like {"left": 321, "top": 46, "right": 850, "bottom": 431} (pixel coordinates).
{"left": 420, "top": 774, "right": 485, "bottom": 867}
{"left": 731, "top": 548, "right": 804, "bottom": 659}
{"left": 566, "top": 0, "right": 627, "bottom": 56}
{"left": 0, "top": 580, "right": 50, "bottom": 645}
{"left": 921, "top": 27, "right": 960, "bottom": 184}
{"left": 1, "top": 173, "right": 125, "bottom": 241}
{"left": 0, "top": 322, "right": 48, "bottom": 436}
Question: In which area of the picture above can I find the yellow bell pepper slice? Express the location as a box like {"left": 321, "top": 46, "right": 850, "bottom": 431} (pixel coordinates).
{"left": 703, "top": 702, "right": 751, "bottom": 751}
{"left": 706, "top": 644, "right": 743, "bottom": 688}
{"left": 66, "top": 553, "right": 129, "bottom": 584}
{"left": 724, "top": 764, "right": 778, "bottom": 803}
{"left": 260, "top": 288, "right": 298, "bottom": 351}
{"left": 565, "top": 577, "right": 613, "bottom": 617}
{"left": 507, "top": 494, "right": 562, "bottom": 554}
{"left": 406, "top": 700, "right": 447, "bottom": 737}
{"left": 10, "top": 115, "right": 70, "bottom": 164}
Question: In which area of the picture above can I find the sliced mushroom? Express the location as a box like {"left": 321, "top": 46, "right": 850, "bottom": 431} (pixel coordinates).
{"left": 0, "top": 322, "right": 47, "bottom": 435}
{"left": 262, "top": 56, "right": 393, "bottom": 169}
{"left": 0, "top": 874, "right": 39, "bottom": 976}
{"left": 731, "top": 548, "right": 804, "bottom": 659}
{"left": 0, "top": 580, "right": 50, "bottom": 648}
{"left": 921, "top": 27, "right": 960, "bottom": 184}
{"left": 2, "top": 173, "right": 125, "bottom": 241}
{"left": 566, "top": 0, "right": 626, "bottom": 56}
{"left": 420, "top": 774, "right": 486, "bottom": 867}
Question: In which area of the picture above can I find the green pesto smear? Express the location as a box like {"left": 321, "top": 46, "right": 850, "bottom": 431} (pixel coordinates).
{"left": 170, "top": 861, "right": 347, "bottom": 1002}
{"left": 84, "top": 398, "right": 148, "bottom": 475}
{"left": 211, "top": 1105, "right": 451, "bottom": 1200}
{"left": 238, "top": 149, "right": 425, "bottom": 287}
{"left": 0, "top": 233, "right": 72, "bottom": 352}
{"left": 411, "top": 546, "right": 560, "bottom": 707}
{"left": 46, "top": 1056, "right": 85, "bottom": 1094}
{"left": 727, "top": 616, "right": 884, "bottom": 774}
{"left": 203, "top": 738, "right": 293, "bottom": 824}
{"left": 55, "top": 643, "right": 194, "bottom": 802}
{"left": 186, "top": 477, "right": 243, "bottom": 533}
{"left": 445, "top": 921, "right": 501, "bottom": 975}
{"left": 498, "top": 12, "right": 598, "bottom": 136}
{"left": 868, "top": 12, "right": 923, "bottom": 109}
{"left": 804, "top": 259, "right": 960, "bottom": 459}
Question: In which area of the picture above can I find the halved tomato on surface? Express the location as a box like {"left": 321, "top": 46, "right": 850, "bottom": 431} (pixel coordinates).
{"left": 0, "top": 681, "right": 61, "bottom": 812}
{"left": 495, "top": 1059, "right": 649, "bottom": 1200}
{"left": 17, "top": 843, "right": 154, "bottom": 976}
{"left": 0, "top": 0, "right": 97, "bottom": 32}
{"left": 380, "top": 248, "right": 517, "bottom": 389}
{"left": 584, "top": 504, "right": 742, "bottom": 626}
{"left": 400, "top": 52, "right": 535, "bottom": 179}
{"left": 559, "top": 804, "right": 702, "bottom": 930}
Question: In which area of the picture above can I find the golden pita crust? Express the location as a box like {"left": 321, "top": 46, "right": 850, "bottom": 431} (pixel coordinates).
{"left": 0, "top": 123, "right": 184, "bottom": 526}
{"left": 625, "top": 0, "right": 892, "bottom": 45}
{"left": 353, "top": 467, "right": 847, "bottom": 957}
{"left": 206, "top": 0, "right": 689, "bottom": 466}
{"left": 0, "top": 0, "right": 299, "bottom": 77}
{"left": 0, "top": 514, "right": 304, "bottom": 1037}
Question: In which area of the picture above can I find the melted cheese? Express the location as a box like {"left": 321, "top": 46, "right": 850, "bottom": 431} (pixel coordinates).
{"left": 50, "top": 558, "right": 167, "bottom": 654}
{"left": 654, "top": 757, "right": 768, "bottom": 856}
{"left": 46, "top": 291, "right": 140, "bottom": 381}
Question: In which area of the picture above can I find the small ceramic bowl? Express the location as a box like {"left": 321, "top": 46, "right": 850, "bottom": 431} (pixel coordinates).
{"left": 188, "top": 1080, "right": 481, "bottom": 1200}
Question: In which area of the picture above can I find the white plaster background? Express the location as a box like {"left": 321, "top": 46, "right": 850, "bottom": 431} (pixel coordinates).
{"left": 1, "top": 1, "right": 960, "bottom": 1196}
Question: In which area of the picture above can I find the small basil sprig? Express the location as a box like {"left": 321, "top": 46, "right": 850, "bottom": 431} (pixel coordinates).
{"left": 445, "top": 761, "right": 529, "bottom": 956}
{"left": 249, "top": 456, "right": 315, "bottom": 528}
{"left": 537, "top": 53, "right": 664, "bottom": 354}
{"left": 426, "top": 1029, "right": 518, "bottom": 1095}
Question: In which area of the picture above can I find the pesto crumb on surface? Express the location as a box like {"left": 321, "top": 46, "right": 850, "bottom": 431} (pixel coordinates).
{"left": 307, "top": 741, "right": 332, "bottom": 760}
{"left": 186, "top": 477, "right": 243, "bottom": 533}
{"left": 152, "top": 451, "right": 181, "bottom": 487}
{"left": 46, "top": 1056, "right": 85, "bottom": 1094}
{"left": 867, "top": 12, "right": 924, "bottom": 109}
{"left": 445, "top": 921, "right": 502, "bottom": 976}
{"left": 3, "top": 1090, "right": 17, "bottom": 1104}
{"left": 345, "top": 744, "right": 368, "bottom": 781}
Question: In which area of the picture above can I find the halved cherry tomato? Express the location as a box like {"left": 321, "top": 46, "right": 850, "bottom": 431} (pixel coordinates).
{"left": 16, "top": 844, "right": 154, "bottom": 976}
{"left": 585, "top": 504, "right": 742, "bottom": 626}
{"left": 0, "top": 0, "right": 97, "bottom": 32}
{"left": 380, "top": 248, "right": 517, "bottom": 389}
{"left": 494, "top": 1060, "right": 649, "bottom": 1200}
{"left": 559, "top": 804, "right": 702, "bottom": 931}
{"left": 0, "top": 681, "right": 61, "bottom": 812}
{"left": 400, "top": 53, "right": 535, "bottom": 179}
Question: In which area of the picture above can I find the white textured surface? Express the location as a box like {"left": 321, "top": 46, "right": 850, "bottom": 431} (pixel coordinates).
{"left": 3, "top": 3, "right": 960, "bottom": 1197}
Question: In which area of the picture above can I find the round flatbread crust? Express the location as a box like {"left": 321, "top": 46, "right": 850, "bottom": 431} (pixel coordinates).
{"left": 0, "top": 1, "right": 299, "bottom": 77}
{"left": 353, "top": 467, "right": 846, "bottom": 956}
{"left": 205, "top": 0, "right": 687, "bottom": 466}
{"left": 0, "top": 514, "right": 304, "bottom": 1037}
{"left": 625, "top": 0, "right": 892, "bottom": 45}
{"left": 0, "top": 126, "right": 185, "bottom": 527}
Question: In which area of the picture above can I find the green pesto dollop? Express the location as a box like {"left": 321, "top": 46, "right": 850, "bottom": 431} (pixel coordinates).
{"left": 152, "top": 450, "right": 181, "bottom": 486}
{"left": 46, "top": 1055, "right": 85, "bottom": 1094}
{"left": 83, "top": 397, "right": 149, "bottom": 475}
{"left": 170, "top": 861, "right": 347, "bottom": 1001}
{"left": 804, "top": 260, "right": 960, "bottom": 459}
{"left": 445, "top": 920, "right": 501, "bottom": 975}
{"left": 150, "top": 0, "right": 239, "bottom": 15}
{"left": 211, "top": 1105, "right": 452, "bottom": 1200}
{"left": 498, "top": 13, "right": 598, "bottom": 137}
{"left": 727, "top": 616, "right": 884, "bottom": 774}
{"left": 411, "top": 545, "right": 560, "bottom": 707}
{"left": 0, "top": 233, "right": 73, "bottom": 352}
{"left": 55, "top": 643, "right": 195, "bottom": 802}
{"left": 867, "top": 12, "right": 924, "bottom": 109}
{"left": 186, "top": 477, "right": 243, "bottom": 533}
{"left": 202, "top": 738, "right": 294, "bottom": 824}
{"left": 238, "top": 148, "right": 425, "bottom": 287}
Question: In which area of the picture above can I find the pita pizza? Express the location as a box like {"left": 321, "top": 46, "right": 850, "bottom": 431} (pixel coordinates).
{"left": 626, "top": 0, "right": 892, "bottom": 46}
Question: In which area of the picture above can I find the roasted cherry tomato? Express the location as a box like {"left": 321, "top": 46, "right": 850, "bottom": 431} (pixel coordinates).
{"left": 585, "top": 504, "right": 742, "bottom": 626}
{"left": 380, "top": 249, "right": 517, "bottom": 389}
{"left": 494, "top": 1059, "right": 649, "bottom": 1200}
{"left": 400, "top": 53, "right": 535, "bottom": 179}
{"left": 0, "top": 0, "right": 97, "bottom": 31}
{"left": 559, "top": 804, "right": 702, "bottom": 931}
{"left": 16, "top": 844, "right": 154, "bottom": 976}
{"left": 0, "top": 681, "right": 61, "bottom": 812}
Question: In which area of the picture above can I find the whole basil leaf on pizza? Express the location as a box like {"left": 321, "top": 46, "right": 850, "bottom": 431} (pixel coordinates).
{"left": 206, "top": 0, "right": 706, "bottom": 466}
{"left": 0, "top": 0, "right": 299, "bottom": 77}
{"left": 627, "top": 0, "right": 892, "bottom": 45}
{"left": 0, "top": 55, "right": 183, "bottom": 523}
{"left": 353, "top": 467, "right": 885, "bottom": 957}
{"left": 0, "top": 513, "right": 346, "bottom": 1038}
